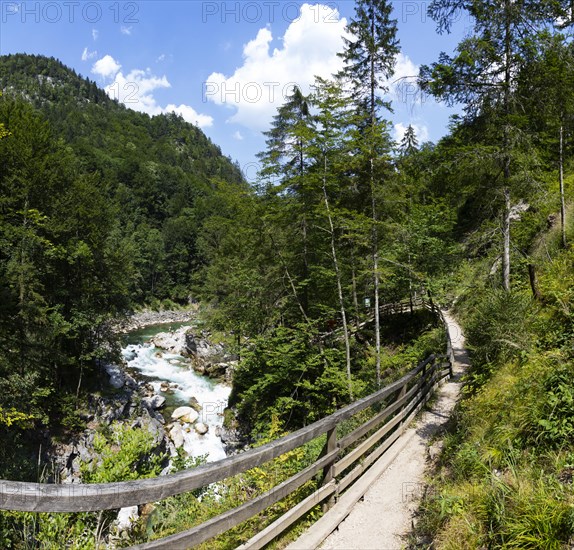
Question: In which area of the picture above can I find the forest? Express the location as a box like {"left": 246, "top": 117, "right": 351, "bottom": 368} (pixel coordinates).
{"left": 1, "top": 0, "right": 574, "bottom": 546}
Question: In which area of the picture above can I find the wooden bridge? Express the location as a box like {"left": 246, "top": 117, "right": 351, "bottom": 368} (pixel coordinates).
{"left": 0, "top": 300, "right": 456, "bottom": 549}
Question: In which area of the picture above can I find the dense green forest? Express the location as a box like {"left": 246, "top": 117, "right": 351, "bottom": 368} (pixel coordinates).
{"left": 1, "top": 0, "right": 574, "bottom": 546}
{"left": 0, "top": 53, "right": 245, "bottom": 442}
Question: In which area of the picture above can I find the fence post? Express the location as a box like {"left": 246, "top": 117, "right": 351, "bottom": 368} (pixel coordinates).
{"left": 322, "top": 427, "right": 338, "bottom": 511}
{"left": 398, "top": 383, "right": 407, "bottom": 430}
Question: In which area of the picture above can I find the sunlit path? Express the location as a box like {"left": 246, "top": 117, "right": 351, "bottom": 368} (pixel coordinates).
{"left": 289, "top": 310, "right": 469, "bottom": 550}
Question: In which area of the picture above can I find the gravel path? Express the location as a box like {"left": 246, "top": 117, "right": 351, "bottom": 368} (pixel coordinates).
{"left": 290, "top": 310, "right": 469, "bottom": 550}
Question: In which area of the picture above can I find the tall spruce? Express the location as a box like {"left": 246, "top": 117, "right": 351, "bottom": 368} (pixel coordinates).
{"left": 399, "top": 124, "right": 419, "bottom": 156}
{"left": 258, "top": 86, "right": 314, "bottom": 317}
{"left": 340, "top": 0, "right": 399, "bottom": 387}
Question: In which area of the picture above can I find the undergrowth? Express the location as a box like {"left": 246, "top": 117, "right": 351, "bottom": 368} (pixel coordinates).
{"left": 412, "top": 235, "right": 574, "bottom": 548}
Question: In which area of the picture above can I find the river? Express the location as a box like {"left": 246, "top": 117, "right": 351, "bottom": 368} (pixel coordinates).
{"left": 121, "top": 323, "right": 231, "bottom": 462}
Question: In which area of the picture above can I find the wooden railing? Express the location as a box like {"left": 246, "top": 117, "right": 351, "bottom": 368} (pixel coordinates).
{"left": 0, "top": 301, "right": 453, "bottom": 549}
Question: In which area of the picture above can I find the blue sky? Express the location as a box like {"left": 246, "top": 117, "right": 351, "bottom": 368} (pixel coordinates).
{"left": 1, "top": 1, "right": 467, "bottom": 180}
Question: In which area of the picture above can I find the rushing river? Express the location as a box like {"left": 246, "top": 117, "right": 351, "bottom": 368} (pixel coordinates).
{"left": 121, "top": 324, "right": 231, "bottom": 462}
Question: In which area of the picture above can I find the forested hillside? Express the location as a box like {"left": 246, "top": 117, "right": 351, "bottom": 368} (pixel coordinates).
{"left": 0, "top": 53, "right": 245, "bottom": 444}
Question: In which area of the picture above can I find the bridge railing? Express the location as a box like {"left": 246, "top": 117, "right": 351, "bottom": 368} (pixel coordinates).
{"left": 0, "top": 302, "right": 453, "bottom": 549}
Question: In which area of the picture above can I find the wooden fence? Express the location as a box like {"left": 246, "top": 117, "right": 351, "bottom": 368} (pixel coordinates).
{"left": 0, "top": 300, "right": 453, "bottom": 549}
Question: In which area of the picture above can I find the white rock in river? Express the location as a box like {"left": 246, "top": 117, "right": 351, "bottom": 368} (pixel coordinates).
{"left": 169, "top": 424, "right": 185, "bottom": 448}
{"left": 195, "top": 422, "right": 209, "bottom": 435}
{"left": 171, "top": 406, "right": 199, "bottom": 424}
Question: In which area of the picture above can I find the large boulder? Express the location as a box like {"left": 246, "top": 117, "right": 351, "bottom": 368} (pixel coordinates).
{"left": 169, "top": 423, "right": 185, "bottom": 448}
{"left": 151, "top": 326, "right": 197, "bottom": 356}
{"left": 103, "top": 364, "right": 126, "bottom": 389}
{"left": 171, "top": 406, "right": 199, "bottom": 424}
{"left": 142, "top": 395, "right": 166, "bottom": 410}
{"left": 195, "top": 422, "right": 209, "bottom": 435}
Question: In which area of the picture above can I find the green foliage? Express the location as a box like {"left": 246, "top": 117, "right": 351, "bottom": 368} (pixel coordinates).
{"left": 81, "top": 422, "right": 165, "bottom": 483}
{"left": 230, "top": 324, "right": 351, "bottom": 433}
{"left": 534, "top": 362, "right": 574, "bottom": 447}
{"left": 465, "top": 290, "right": 533, "bottom": 371}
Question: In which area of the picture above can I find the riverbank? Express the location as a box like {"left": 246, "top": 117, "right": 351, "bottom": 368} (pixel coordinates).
{"left": 114, "top": 306, "right": 201, "bottom": 333}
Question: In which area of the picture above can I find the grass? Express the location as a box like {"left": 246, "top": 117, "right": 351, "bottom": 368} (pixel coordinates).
{"left": 411, "top": 224, "right": 574, "bottom": 548}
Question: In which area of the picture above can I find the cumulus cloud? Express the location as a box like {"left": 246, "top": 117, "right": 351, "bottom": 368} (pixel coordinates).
{"left": 81, "top": 47, "right": 98, "bottom": 61}
{"left": 204, "top": 3, "right": 350, "bottom": 130}
{"left": 92, "top": 55, "right": 121, "bottom": 78}
{"left": 204, "top": 4, "right": 424, "bottom": 133}
{"left": 90, "top": 55, "right": 213, "bottom": 128}
{"left": 164, "top": 103, "right": 214, "bottom": 127}
{"left": 393, "top": 122, "right": 429, "bottom": 145}
{"left": 92, "top": 29, "right": 99, "bottom": 41}
{"left": 120, "top": 25, "right": 133, "bottom": 35}
{"left": 233, "top": 131, "right": 244, "bottom": 141}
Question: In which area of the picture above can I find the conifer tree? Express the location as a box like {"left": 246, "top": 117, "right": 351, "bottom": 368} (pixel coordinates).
{"left": 339, "top": 0, "right": 399, "bottom": 387}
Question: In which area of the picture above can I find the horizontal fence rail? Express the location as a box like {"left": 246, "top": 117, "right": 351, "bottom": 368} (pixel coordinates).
{"left": 0, "top": 296, "right": 454, "bottom": 550}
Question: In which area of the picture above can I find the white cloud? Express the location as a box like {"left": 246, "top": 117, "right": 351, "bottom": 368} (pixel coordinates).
{"left": 90, "top": 55, "right": 213, "bottom": 128}
{"left": 393, "top": 122, "right": 429, "bottom": 145}
{"left": 92, "top": 29, "right": 99, "bottom": 41}
{"left": 204, "top": 3, "right": 350, "bottom": 131}
{"left": 393, "top": 53, "right": 419, "bottom": 84}
{"left": 164, "top": 103, "right": 214, "bottom": 127}
{"left": 233, "top": 131, "right": 244, "bottom": 141}
{"left": 81, "top": 47, "right": 98, "bottom": 61}
{"left": 156, "top": 54, "right": 166, "bottom": 63}
{"left": 92, "top": 55, "right": 121, "bottom": 78}
{"left": 120, "top": 25, "right": 133, "bottom": 35}
{"left": 390, "top": 53, "right": 424, "bottom": 109}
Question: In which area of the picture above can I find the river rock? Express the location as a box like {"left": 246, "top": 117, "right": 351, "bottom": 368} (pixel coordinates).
{"left": 189, "top": 396, "right": 202, "bottom": 412}
{"left": 169, "top": 424, "right": 185, "bottom": 448}
{"left": 191, "top": 361, "right": 206, "bottom": 375}
{"left": 103, "top": 364, "right": 126, "bottom": 389}
{"left": 195, "top": 422, "right": 209, "bottom": 435}
{"left": 171, "top": 406, "right": 199, "bottom": 424}
{"left": 142, "top": 395, "right": 166, "bottom": 410}
{"left": 151, "top": 326, "right": 194, "bottom": 356}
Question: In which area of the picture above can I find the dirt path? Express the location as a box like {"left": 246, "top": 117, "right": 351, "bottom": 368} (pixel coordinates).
{"left": 289, "top": 310, "right": 469, "bottom": 550}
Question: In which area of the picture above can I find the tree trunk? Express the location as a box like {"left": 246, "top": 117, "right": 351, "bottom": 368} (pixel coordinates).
{"left": 560, "top": 124, "right": 567, "bottom": 248}
{"left": 350, "top": 248, "right": 360, "bottom": 326}
{"left": 502, "top": 187, "right": 511, "bottom": 292}
{"left": 527, "top": 264, "right": 542, "bottom": 301}
{"left": 323, "top": 155, "right": 353, "bottom": 400}
{"left": 502, "top": 0, "right": 512, "bottom": 292}
{"left": 369, "top": 9, "right": 382, "bottom": 389}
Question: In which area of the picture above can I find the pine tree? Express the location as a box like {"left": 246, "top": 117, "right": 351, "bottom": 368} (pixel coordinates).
{"left": 339, "top": 0, "right": 399, "bottom": 387}
{"left": 258, "top": 86, "right": 314, "bottom": 318}
{"left": 399, "top": 124, "right": 419, "bottom": 156}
